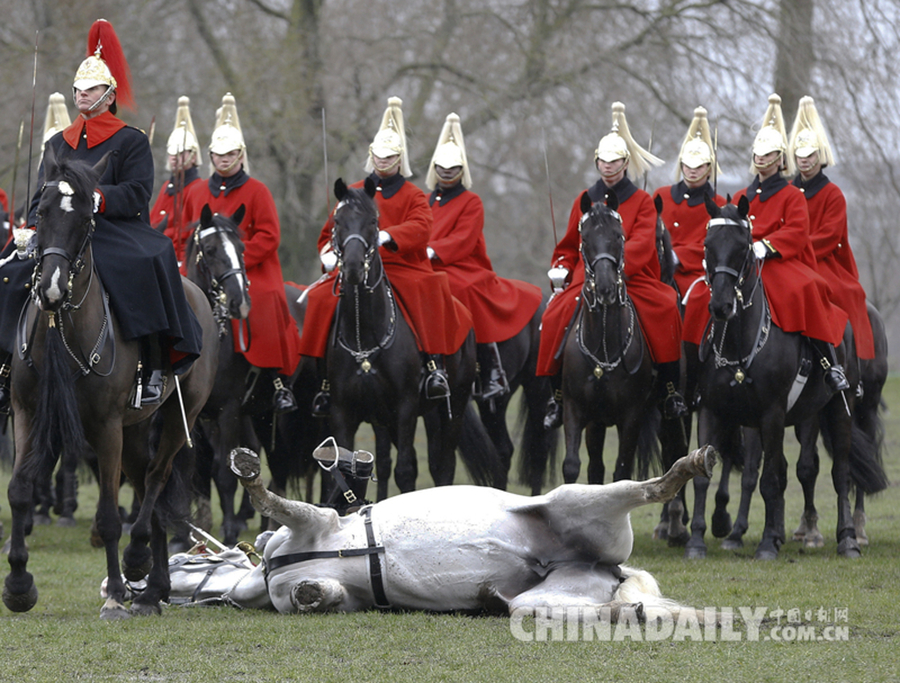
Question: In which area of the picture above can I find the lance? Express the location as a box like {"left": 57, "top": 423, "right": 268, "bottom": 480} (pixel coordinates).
{"left": 23, "top": 31, "right": 39, "bottom": 226}
{"left": 321, "top": 107, "right": 329, "bottom": 214}
{"left": 147, "top": 114, "right": 156, "bottom": 146}
{"left": 713, "top": 120, "right": 719, "bottom": 197}
{"left": 8, "top": 121, "right": 24, "bottom": 229}
{"left": 173, "top": 121, "right": 189, "bottom": 233}
{"left": 541, "top": 128, "right": 558, "bottom": 246}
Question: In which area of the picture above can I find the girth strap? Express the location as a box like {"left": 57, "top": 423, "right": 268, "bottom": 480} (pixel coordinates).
{"left": 265, "top": 506, "right": 391, "bottom": 609}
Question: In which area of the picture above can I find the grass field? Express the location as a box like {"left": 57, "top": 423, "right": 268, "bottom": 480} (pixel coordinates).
{"left": 1, "top": 379, "right": 899, "bottom": 682}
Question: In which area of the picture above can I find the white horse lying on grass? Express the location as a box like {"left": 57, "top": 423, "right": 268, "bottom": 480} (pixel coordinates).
{"left": 166, "top": 443, "right": 717, "bottom": 622}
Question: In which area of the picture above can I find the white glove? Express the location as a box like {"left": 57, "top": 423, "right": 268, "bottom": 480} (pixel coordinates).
{"left": 13, "top": 228, "right": 35, "bottom": 259}
{"left": 378, "top": 230, "right": 392, "bottom": 247}
{"left": 92, "top": 191, "right": 102, "bottom": 213}
{"left": 426, "top": 246, "right": 436, "bottom": 260}
{"left": 548, "top": 266, "right": 570, "bottom": 293}
{"left": 320, "top": 250, "right": 338, "bottom": 273}
{"left": 752, "top": 241, "right": 768, "bottom": 260}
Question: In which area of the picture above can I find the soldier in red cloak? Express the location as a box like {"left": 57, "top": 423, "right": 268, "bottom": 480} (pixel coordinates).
{"left": 538, "top": 102, "right": 687, "bottom": 429}
{"left": 151, "top": 96, "right": 203, "bottom": 257}
{"left": 181, "top": 93, "right": 300, "bottom": 413}
{"left": 424, "top": 113, "right": 542, "bottom": 400}
{"left": 788, "top": 96, "right": 875, "bottom": 362}
{"left": 299, "top": 97, "right": 472, "bottom": 416}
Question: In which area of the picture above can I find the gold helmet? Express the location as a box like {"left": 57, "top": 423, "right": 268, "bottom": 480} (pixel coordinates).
{"left": 594, "top": 102, "right": 663, "bottom": 180}
{"left": 72, "top": 19, "right": 134, "bottom": 112}
{"left": 209, "top": 92, "right": 248, "bottom": 174}
{"left": 750, "top": 93, "right": 793, "bottom": 176}
{"left": 426, "top": 112, "right": 471, "bottom": 190}
{"left": 42, "top": 93, "right": 71, "bottom": 144}
{"left": 675, "top": 106, "right": 720, "bottom": 182}
{"left": 166, "top": 96, "right": 201, "bottom": 162}
{"left": 787, "top": 96, "right": 835, "bottom": 168}
{"left": 366, "top": 96, "right": 412, "bottom": 177}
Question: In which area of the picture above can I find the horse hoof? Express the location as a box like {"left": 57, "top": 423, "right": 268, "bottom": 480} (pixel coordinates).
{"left": 754, "top": 548, "right": 778, "bottom": 561}
{"left": 837, "top": 537, "right": 861, "bottom": 558}
{"left": 100, "top": 601, "right": 132, "bottom": 620}
{"left": 711, "top": 513, "right": 732, "bottom": 539}
{"left": 56, "top": 516, "right": 77, "bottom": 528}
{"left": 652, "top": 524, "right": 668, "bottom": 541}
{"left": 2, "top": 584, "right": 39, "bottom": 613}
{"left": 684, "top": 546, "right": 707, "bottom": 560}
{"left": 667, "top": 531, "right": 690, "bottom": 548}
{"left": 721, "top": 538, "right": 743, "bottom": 550}
{"left": 33, "top": 513, "right": 52, "bottom": 526}
{"left": 130, "top": 600, "right": 162, "bottom": 617}
{"left": 694, "top": 445, "right": 718, "bottom": 479}
{"left": 230, "top": 447, "right": 261, "bottom": 480}
{"left": 804, "top": 535, "right": 825, "bottom": 549}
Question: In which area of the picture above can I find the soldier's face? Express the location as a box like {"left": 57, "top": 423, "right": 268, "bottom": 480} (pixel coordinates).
{"left": 597, "top": 158, "right": 627, "bottom": 185}
{"left": 795, "top": 151, "right": 821, "bottom": 179}
{"left": 211, "top": 150, "right": 243, "bottom": 177}
{"left": 682, "top": 163, "right": 710, "bottom": 188}
{"left": 74, "top": 85, "right": 114, "bottom": 117}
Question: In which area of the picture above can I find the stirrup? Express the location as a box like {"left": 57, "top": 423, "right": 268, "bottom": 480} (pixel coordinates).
{"left": 312, "top": 380, "right": 331, "bottom": 418}
{"left": 822, "top": 363, "right": 850, "bottom": 394}
{"left": 272, "top": 376, "right": 298, "bottom": 415}
{"left": 543, "top": 390, "right": 563, "bottom": 430}
{"left": 663, "top": 382, "right": 689, "bottom": 419}
{"left": 141, "top": 369, "right": 166, "bottom": 406}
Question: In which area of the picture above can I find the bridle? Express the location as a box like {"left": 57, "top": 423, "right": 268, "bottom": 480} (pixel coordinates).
{"left": 705, "top": 215, "right": 759, "bottom": 316}
{"left": 331, "top": 202, "right": 384, "bottom": 293}
{"left": 579, "top": 208, "right": 626, "bottom": 310}
{"left": 193, "top": 218, "right": 248, "bottom": 337}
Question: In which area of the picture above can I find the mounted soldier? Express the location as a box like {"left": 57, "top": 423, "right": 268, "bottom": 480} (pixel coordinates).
{"left": 180, "top": 93, "right": 301, "bottom": 414}
{"left": 300, "top": 96, "right": 472, "bottom": 416}
{"left": 152, "top": 96, "right": 203, "bottom": 257}
{"left": 788, "top": 95, "right": 875, "bottom": 364}
{"left": 0, "top": 18, "right": 203, "bottom": 414}
{"left": 539, "top": 102, "right": 687, "bottom": 429}
{"left": 424, "top": 113, "right": 542, "bottom": 401}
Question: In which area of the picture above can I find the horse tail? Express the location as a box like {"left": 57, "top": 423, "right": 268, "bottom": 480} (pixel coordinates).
{"left": 516, "top": 376, "right": 558, "bottom": 493}
{"left": 457, "top": 402, "right": 503, "bottom": 487}
{"left": 24, "top": 324, "right": 88, "bottom": 483}
{"left": 820, "top": 400, "right": 889, "bottom": 496}
{"left": 636, "top": 404, "right": 663, "bottom": 480}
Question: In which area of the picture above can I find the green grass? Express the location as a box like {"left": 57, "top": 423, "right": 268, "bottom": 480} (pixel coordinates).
{"left": 2, "top": 380, "right": 900, "bottom": 682}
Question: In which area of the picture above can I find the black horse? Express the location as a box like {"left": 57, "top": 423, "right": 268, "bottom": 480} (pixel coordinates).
{"left": 559, "top": 191, "right": 663, "bottom": 487}
{"left": 3, "top": 148, "right": 218, "bottom": 617}
{"left": 326, "top": 178, "right": 488, "bottom": 496}
{"left": 688, "top": 196, "right": 873, "bottom": 560}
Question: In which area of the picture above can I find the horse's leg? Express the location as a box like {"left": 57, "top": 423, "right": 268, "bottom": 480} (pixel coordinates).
{"left": 585, "top": 422, "right": 608, "bottom": 484}
{"left": 479, "top": 398, "right": 514, "bottom": 486}
{"left": 522, "top": 374, "right": 555, "bottom": 496}
{"left": 211, "top": 405, "right": 247, "bottom": 547}
{"left": 853, "top": 487, "right": 868, "bottom": 546}
{"left": 722, "top": 427, "right": 760, "bottom": 548}
{"left": 685, "top": 408, "right": 717, "bottom": 559}
{"left": 393, "top": 401, "right": 419, "bottom": 492}
{"left": 792, "top": 418, "right": 824, "bottom": 547}
{"left": 656, "top": 415, "right": 690, "bottom": 546}
{"left": 613, "top": 417, "right": 641, "bottom": 483}
{"left": 373, "top": 423, "right": 392, "bottom": 501}
{"left": 55, "top": 450, "right": 79, "bottom": 527}
{"left": 755, "top": 414, "right": 788, "bottom": 560}
{"left": 561, "top": 396, "right": 586, "bottom": 484}
{"left": 821, "top": 395, "right": 860, "bottom": 558}
{"left": 3, "top": 422, "right": 39, "bottom": 613}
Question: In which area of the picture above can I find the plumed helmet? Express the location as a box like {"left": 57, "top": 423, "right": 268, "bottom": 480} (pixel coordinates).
{"left": 72, "top": 19, "right": 134, "bottom": 111}
{"left": 787, "top": 96, "right": 836, "bottom": 167}
{"left": 166, "top": 96, "right": 201, "bottom": 158}
{"left": 366, "top": 96, "right": 412, "bottom": 177}
{"left": 595, "top": 102, "right": 663, "bottom": 180}
{"left": 426, "top": 112, "right": 472, "bottom": 190}
{"left": 676, "top": 106, "right": 720, "bottom": 182}
{"left": 209, "top": 92, "right": 248, "bottom": 173}
{"left": 750, "top": 94, "right": 793, "bottom": 176}
{"left": 42, "top": 92, "right": 71, "bottom": 144}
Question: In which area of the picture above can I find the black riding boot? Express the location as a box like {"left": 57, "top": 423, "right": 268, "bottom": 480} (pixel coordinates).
{"left": 657, "top": 360, "right": 688, "bottom": 420}
{"left": 135, "top": 336, "right": 166, "bottom": 408}
{"left": 311, "top": 358, "right": 330, "bottom": 418}
{"left": 272, "top": 374, "right": 298, "bottom": 415}
{"left": 812, "top": 339, "right": 851, "bottom": 394}
{"left": 477, "top": 342, "right": 510, "bottom": 401}
{"left": 543, "top": 372, "right": 563, "bottom": 431}
{"left": 424, "top": 354, "right": 450, "bottom": 400}
{"left": 0, "top": 352, "right": 12, "bottom": 416}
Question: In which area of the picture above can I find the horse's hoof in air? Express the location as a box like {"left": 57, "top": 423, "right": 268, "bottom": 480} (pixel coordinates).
{"left": 837, "top": 537, "right": 861, "bottom": 559}
{"left": 230, "top": 447, "right": 261, "bottom": 480}
{"left": 2, "top": 583, "right": 39, "bottom": 613}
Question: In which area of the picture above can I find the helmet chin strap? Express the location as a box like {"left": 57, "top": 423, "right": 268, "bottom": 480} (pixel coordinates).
{"left": 753, "top": 151, "right": 782, "bottom": 171}
{"left": 213, "top": 150, "right": 244, "bottom": 175}
{"left": 87, "top": 86, "right": 114, "bottom": 112}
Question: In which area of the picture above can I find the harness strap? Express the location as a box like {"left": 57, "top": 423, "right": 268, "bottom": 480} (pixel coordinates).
{"left": 264, "top": 506, "right": 391, "bottom": 609}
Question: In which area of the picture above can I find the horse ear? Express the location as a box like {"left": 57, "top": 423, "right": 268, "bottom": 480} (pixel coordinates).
{"left": 705, "top": 195, "right": 720, "bottom": 218}
{"left": 363, "top": 176, "right": 377, "bottom": 198}
{"left": 334, "top": 178, "right": 348, "bottom": 201}
{"left": 92, "top": 151, "right": 112, "bottom": 179}
{"left": 200, "top": 204, "right": 212, "bottom": 226}
{"left": 604, "top": 189, "right": 619, "bottom": 211}
{"left": 579, "top": 191, "right": 592, "bottom": 215}
{"left": 737, "top": 194, "right": 750, "bottom": 218}
{"left": 654, "top": 193, "right": 663, "bottom": 216}
{"left": 232, "top": 204, "right": 246, "bottom": 226}
{"left": 726, "top": 193, "right": 732, "bottom": 204}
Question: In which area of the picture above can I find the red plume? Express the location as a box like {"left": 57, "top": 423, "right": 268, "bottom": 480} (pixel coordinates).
{"left": 86, "top": 19, "right": 134, "bottom": 111}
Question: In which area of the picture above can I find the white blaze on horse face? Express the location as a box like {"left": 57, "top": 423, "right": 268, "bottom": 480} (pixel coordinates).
{"left": 45, "top": 265, "right": 65, "bottom": 303}
{"left": 221, "top": 239, "right": 249, "bottom": 312}
{"left": 57, "top": 181, "right": 76, "bottom": 213}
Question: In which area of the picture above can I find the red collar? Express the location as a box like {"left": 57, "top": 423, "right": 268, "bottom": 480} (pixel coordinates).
{"left": 62, "top": 111, "right": 127, "bottom": 149}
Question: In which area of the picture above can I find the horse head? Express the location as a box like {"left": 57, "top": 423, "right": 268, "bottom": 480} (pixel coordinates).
{"left": 33, "top": 144, "right": 110, "bottom": 313}
{"left": 579, "top": 189, "right": 625, "bottom": 307}
{"left": 332, "top": 177, "right": 380, "bottom": 289}
{"left": 704, "top": 194, "right": 753, "bottom": 321}
{"left": 193, "top": 204, "right": 251, "bottom": 320}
